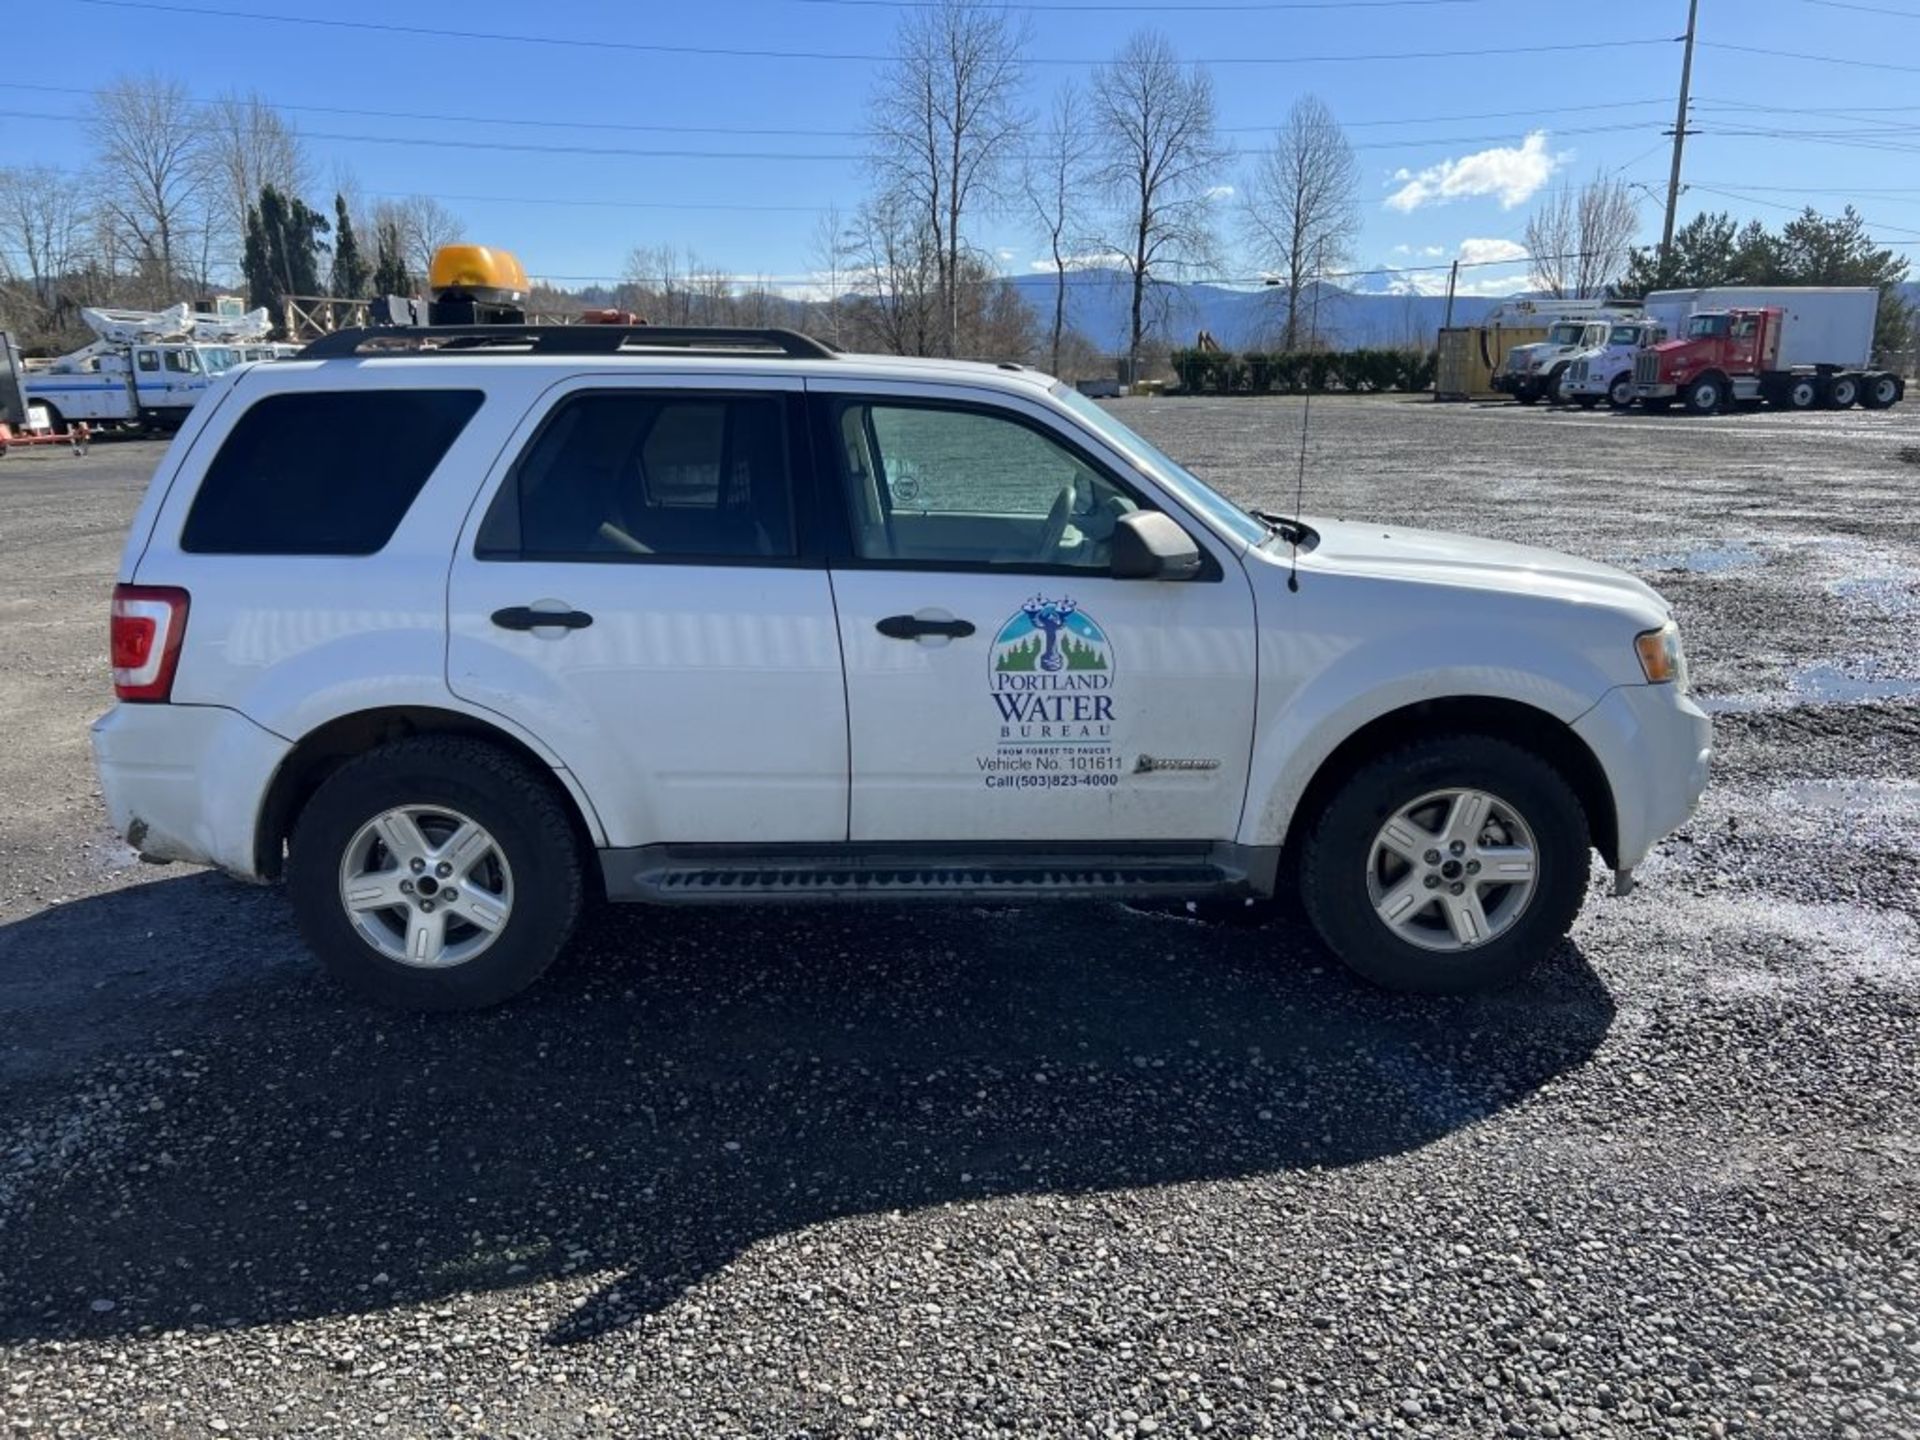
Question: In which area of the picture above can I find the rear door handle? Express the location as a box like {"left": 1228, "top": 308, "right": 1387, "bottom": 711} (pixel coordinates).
{"left": 876, "top": 614, "right": 975, "bottom": 640}
{"left": 492, "top": 605, "right": 594, "bottom": 631}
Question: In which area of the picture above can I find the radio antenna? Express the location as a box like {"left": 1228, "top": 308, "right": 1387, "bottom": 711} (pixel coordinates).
{"left": 1287, "top": 249, "right": 1327, "bottom": 594}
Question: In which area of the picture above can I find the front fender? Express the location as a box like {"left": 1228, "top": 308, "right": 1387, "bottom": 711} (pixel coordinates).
{"left": 1238, "top": 619, "right": 1618, "bottom": 849}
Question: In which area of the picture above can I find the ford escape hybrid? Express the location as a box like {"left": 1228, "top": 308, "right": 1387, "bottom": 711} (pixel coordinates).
{"left": 94, "top": 321, "right": 1711, "bottom": 1010}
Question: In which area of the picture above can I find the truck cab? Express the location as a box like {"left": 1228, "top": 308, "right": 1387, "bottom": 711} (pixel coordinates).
{"left": 1493, "top": 319, "right": 1616, "bottom": 406}
{"left": 1561, "top": 320, "right": 1667, "bottom": 410}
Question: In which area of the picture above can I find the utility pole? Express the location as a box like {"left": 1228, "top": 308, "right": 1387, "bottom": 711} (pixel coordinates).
{"left": 1659, "top": 0, "right": 1700, "bottom": 275}
{"left": 1441, "top": 259, "right": 1459, "bottom": 330}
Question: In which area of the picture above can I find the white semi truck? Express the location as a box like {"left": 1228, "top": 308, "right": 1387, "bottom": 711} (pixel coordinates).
{"left": 1560, "top": 318, "right": 1670, "bottom": 410}
{"left": 1490, "top": 301, "right": 1643, "bottom": 405}
{"left": 22, "top": 304, "right": 271, "bottom": 433}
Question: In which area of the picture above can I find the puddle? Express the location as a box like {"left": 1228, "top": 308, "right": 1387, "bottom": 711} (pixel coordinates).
{"left": 1773, "top": 778, "right": 1920, "bottom": 814}
{"left": 1699, "top": 664, "right": 1920, "bottom": 713}
{"left": 1829, "top": 576, "right": 1920, "bottom": 618}
{"left": 1636, "top": 542, "right": 1762, "bottom": 574}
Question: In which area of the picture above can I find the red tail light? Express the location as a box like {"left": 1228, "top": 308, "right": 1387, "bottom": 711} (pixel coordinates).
{"left": 111, "top": 585, "right": 190, "bottom": 702}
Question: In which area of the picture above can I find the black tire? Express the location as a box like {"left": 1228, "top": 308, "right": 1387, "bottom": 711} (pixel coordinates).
{"left": 1682, "top": 375, "right": 1724, "bottom": 415}
{"left": 1575, "top": 395, "right": 1599, "bottom": 410}
{"left": 1298, "top": 734, "right": 1590, "bottom": 995}
{"left": 1545, "top": 365, "right": 1571, "bottom": 405}
{"left": 1859, "top": 373, "right": 1900, "bottom": 410}
{"left": 1783, "top": 376, "right": 1819, "bottom": 411}
{"left": 1607, "top": 373, "right": 1635, "bottom": 410}
{"left": 1513, "top": 387, "right": 1540, "bottom": 406}
{"left": 1827, "top": 374, "right": 1859, "bottom": 409}
{"left": 1642, "top": 398, "right": 1673, "bottom": 414}
{"left": 286, "top": 736, "right": 584, "bottom": 1010}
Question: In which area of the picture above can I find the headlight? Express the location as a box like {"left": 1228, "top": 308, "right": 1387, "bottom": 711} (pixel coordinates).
{"left": 1635, "top": 622, "right": 1686, "bottom": 687}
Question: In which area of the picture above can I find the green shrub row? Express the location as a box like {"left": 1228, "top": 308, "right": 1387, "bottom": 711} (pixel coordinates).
{"left": 1170, "top": 348, "right": 1437, "bottom": 396}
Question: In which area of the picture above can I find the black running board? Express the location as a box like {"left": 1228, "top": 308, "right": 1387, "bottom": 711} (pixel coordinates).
{"left": 599, "top": 842, "right": 1277, "bottom": 905}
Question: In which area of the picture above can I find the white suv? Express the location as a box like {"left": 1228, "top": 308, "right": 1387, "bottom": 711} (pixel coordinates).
{"left": 93, "top": 324, "right": 1711, "bottom": 1009}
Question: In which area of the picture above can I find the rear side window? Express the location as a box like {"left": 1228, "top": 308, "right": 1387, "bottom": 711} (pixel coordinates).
{"left": 181, "top": 390, "right": 483, "bottom": 555}
{"left": 476, "top": 390, "right": 794, "bottom": 561}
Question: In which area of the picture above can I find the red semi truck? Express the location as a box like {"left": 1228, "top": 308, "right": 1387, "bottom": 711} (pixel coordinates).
{"left": 1632, "top": 286, "right": 1904, "bottom": 415}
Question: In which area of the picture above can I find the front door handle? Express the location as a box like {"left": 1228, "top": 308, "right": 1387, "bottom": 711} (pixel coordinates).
{"left": 492, "top": 605, "right": 594, "bottom": 632}
{"left": 876, "top": 614, "right": 975, "bottom": 640}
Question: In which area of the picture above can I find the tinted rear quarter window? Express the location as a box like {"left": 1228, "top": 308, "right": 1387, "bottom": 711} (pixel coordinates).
{"left": 181, "top": 389, "right": 484, "bottom": 555}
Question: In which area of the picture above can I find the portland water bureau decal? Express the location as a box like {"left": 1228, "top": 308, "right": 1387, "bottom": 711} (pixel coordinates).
{"left": 987, "top": 596, "right": 1115, "bottom": 747}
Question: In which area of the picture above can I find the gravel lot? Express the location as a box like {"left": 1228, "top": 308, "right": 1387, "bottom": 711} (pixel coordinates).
{"left": 2, "top": 396, "right": 1918, "bottom": 1439}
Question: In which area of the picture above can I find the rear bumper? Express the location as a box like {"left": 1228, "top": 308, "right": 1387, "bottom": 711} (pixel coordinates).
{"left": 1571, "top": 683, "right": 1713, "bottom": 869}
{"left": 91, "top": 703, "right": 290, "bottom": 879}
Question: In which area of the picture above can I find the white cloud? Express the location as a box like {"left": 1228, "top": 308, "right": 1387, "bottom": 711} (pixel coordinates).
{"left": 1456, "top": 237, "right": 1529, "bottom": 266}
{"left": 1362, "top": 237, "right": 1534, "bottom": 297}
{"left": 1384, "top": 132, "right": 1568, "bottom": 213}
{"left": 996, "top": 247, "right": 1016, "bottom": 263}
{"left": 1205, "top": 184, "right": 1236, "bottom": 202}
{"left": 1027, "top": 249, "right": 1131, "bottom": 273}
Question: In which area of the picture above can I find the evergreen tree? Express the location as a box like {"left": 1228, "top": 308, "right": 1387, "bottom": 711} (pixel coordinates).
{"left": 240, "top": 185, "right": 330, "bottom": 329}
{"left": 372, "top": 216, "right": 414, "bottom": 297}
{"left": 329, "top": 194, "right": 370, "bottom": 299}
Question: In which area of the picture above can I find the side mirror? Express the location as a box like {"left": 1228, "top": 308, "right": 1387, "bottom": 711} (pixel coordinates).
{"left": 1111, "top": 510, "right": 1202, "bottom": 580}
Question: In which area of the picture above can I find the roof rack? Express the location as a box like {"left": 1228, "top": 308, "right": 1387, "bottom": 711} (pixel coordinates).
{"left": 297, "top": 325, "right": 837, "bottom": 361}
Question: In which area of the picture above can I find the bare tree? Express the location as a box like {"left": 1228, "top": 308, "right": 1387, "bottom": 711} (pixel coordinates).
{"left": 1090, "top": 31, "right": 1229, "bottom": 378}
{"left": 91, "top": 75, "right": 206, "bottom": 297}
{"left": 201, "top": 91, "right": 308, "bottom": 262}
{"left": 0, "top": 167, "right": 92, "bottom": 310}
{"left": 868, "top": 0, "right": 1027, "bottom": 357}
{"left": 374, "top": 195, "right": 465, "bottom": 280}
{"left": 843, "top": 190, "right": 940, "bottom": 357}
{"left": 1024, "top": 80, "right": 1097, "bottom": 376}
{"left": 1242, "top": 95, "right": 1359, "bottom": 352}
{"left": 808, "top": 204, "right": 848, "bottom": 346}
{"left": 1526, "top": 174, "right": 1640, "bottom": 299}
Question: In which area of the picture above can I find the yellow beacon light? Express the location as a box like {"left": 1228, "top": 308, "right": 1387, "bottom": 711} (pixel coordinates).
{"left": 428, "top": 245, "right": 529, "bottom": 302}
{"left": 425, "top": 244, "right": 530, "bottom": 326}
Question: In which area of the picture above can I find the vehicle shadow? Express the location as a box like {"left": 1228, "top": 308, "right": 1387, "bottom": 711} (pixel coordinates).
{"left": 0, "top": 872, "right": 1614, "bottom": 1347}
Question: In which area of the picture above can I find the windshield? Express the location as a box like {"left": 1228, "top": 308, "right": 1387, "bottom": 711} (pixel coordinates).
{"left": 1607, "top": 325, "right": 1643, "bottom": 346}
{"left": 1051, "top": 383, "right": 1267, "bottom": 548}
{"left": 1547, "top": 323, "right": 1585, "bottom": 345}
{"left": 1687, "top": 314, "right": 1729, "bottom": 339}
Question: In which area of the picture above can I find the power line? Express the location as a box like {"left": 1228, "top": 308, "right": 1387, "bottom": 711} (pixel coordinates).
{"left": 0, "top": 106, "right": 1662, "bottom": 162}
{"left": 1685, "top": 184, "right": 1920, "bottom": 241}
{"left": 1794, "top": 0, "right": 1920, "bottom": 17}
{"left": 774, "top": 0, "right": 1491, "bottom": 8}
{"left": 0, "top": 80, "right": 1672, "bottom": 143}
{"left": 1698, "top": 40, "right": 1920, "bottom": 75}
{"left": 57, "top": 0, "right": 1676, "bottom": 66}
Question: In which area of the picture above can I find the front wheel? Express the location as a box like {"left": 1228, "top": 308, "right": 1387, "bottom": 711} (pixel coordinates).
{"left": 1607, "top": 374, "right": 1635, "bottom": 410}
{"left": 287, "top": 736, "right": 584, "bottom": 1010}
{"left": 1299, "top": 735, "right": 1590, "bottom": 994}
{"left": 1683, "top": 376, "right": 1723, "bottom": 415}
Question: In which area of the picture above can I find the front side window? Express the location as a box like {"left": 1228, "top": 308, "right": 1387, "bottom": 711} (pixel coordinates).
{"left": 162, "top": 349, "right": 198, "bottom": 374}
{"left": 135, "top": 349, "right": 159, "bottom": 373}
{"left": 833, "top": 400, "right": 1140, "bottom": 569}
{"left": 182, "top": 389, "right": 483, "bottom": 555}
{"left": 1731, "top": 316, "right": 1758, "bottom": 340}
{"left": 478, "top": 391, "right": 794, "bottom": 561}
{"left": 1608, "top": 325, "right": 1642, "bottom": 346}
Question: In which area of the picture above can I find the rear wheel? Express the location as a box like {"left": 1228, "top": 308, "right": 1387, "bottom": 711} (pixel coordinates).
{"left": 1783, "top": 376, "right": 1819, "bottom": 411}
{"left": 1683, "top": 375, "right": 1724, "bottom": 415}
{"left": 1860, "top": 372, "right": 1901, "bottom": 410}
{"left": 1827, "top": 374, "right": 1859, "bottom": 409}
{"left": 1299, "top": 735, "right": 1590, "bottom": 994}
{"left": 287, "top": 736, "right": 584, "bottom": 1010}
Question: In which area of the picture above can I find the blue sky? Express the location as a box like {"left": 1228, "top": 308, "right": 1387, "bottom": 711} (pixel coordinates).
{"left": 10, "top": 0, "right": 1920, "bottom": 297}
